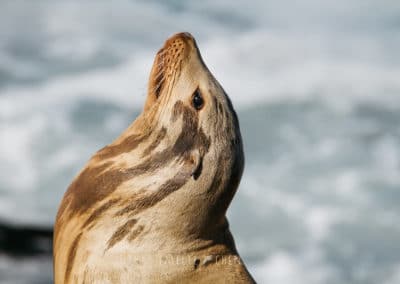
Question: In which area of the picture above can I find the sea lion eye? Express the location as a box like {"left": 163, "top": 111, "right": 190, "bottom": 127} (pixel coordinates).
{"left": 192, "top": 88, "right": 204, "bottom": 110}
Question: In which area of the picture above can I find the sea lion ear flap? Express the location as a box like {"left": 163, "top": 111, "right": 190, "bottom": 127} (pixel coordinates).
{"left": 176, "top": 150, "right": 203, "bottom": 182}
{"left": 144, "top": 49, "right": 165, "bottom": 112}
{"left": 190, "top": 150, "right": 203, "bottom": 180}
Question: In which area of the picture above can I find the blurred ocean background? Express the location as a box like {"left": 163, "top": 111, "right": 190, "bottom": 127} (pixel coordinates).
{"left": 1, "top": 1, "right": 400, "bottom": 283}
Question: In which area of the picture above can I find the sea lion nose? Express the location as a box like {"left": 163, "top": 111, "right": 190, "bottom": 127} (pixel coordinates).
{"left": 164, "top": 32, "right": 196, "bottom": 49}
{"left": 177, "top": 32, "right": 195, "bottom": 41}
{"left": 169, "top": 32, "right": 194, "bottom": 42}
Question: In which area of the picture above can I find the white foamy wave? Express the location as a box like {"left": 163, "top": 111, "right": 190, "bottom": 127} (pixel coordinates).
{"left": 0, "top": 116, "right": 45, "bottom": 190}
{"left": 203, "top": 30, "right": 400, "bottom": 108}
{"left": 0, "top": 52, "right": 152, "bottom": 113}
{"left": 384, "top": 266, "right": 400, "bottom": 284}
{"left": 251, "top": 250, "right": 335, "bottom": 284}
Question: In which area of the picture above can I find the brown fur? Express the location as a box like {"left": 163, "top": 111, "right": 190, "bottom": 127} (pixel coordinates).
{"left": 107, "top": 219, "right": 138, "bottom": 250}
{"left": 142, "top": 127, "right": 167, "bottom": 157}
{"left": 64, "top": 232, "right": 82, "bottom": 283}
{"left": 128, "top": 225, "right": 145, "bottom": 242}
{"left": 81, "top": 198, "right": 120, "bottom": 229}
{"left": 62, "top": 162, "right": 122, "bottom": 216}
{"left": 115, "top": 166, "right": 193, "bottom": 217}
{"left": 97, "top": 132, "right": 151, "bottom": 160}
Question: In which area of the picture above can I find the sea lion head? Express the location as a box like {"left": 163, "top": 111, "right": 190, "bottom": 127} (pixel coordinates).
{"left": 137, "top": 32, "right": 245, "bottom": 234}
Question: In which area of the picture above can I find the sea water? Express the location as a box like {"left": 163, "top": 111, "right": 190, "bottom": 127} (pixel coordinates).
{"left": 1, "top": 1, "right": 400, "bottom": 283}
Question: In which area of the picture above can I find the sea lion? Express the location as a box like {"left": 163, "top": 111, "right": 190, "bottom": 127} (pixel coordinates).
{"left": 53, "top": 32, "right": 255, "bottom": 283}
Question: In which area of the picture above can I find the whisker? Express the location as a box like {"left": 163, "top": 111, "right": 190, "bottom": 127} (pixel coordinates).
{"left": 153, "top": 62, "right": 166, "bottom": 81}
{"left": 152, "top": 75, "right": 165, "bottom": 88}
{"left": 151, "top": 77, "right": 166, "bottom": 96}
{"left": 155, "top": 59, "right": 165, "bottom": 69}
{"left": 152, "top": 70, "right": 165, "bottom": 86}
{"left": 153, "top": 77, "right": 165, "bottom": 90}
{"left": 154, "top": 64, "right": 165, "bottom": 77}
